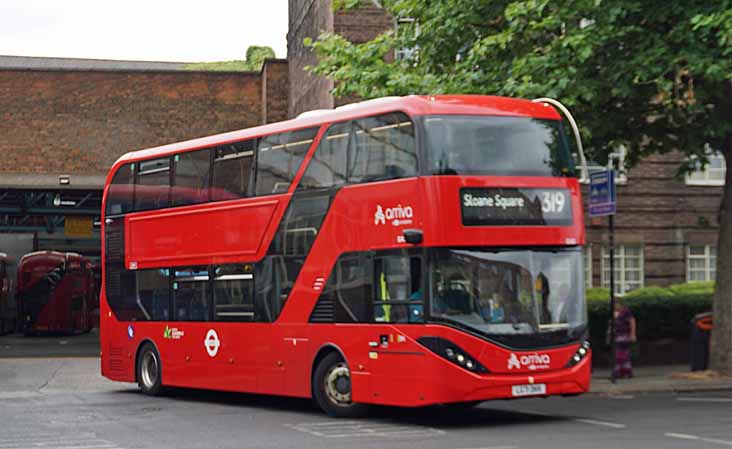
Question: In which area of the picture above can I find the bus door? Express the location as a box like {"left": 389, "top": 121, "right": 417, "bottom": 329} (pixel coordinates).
{"left": 206, "top": 264, "right": 259, "bottom": 392}
{"left": 368, "top": 252, "right": 427, "bottom": 403}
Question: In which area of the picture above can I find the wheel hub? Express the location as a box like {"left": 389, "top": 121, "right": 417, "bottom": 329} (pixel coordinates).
{"left": 140, "top": 351, "right": 158, "bottom": 388}
{"left": 324, "top": 364, "right": 352, "bottom": 405}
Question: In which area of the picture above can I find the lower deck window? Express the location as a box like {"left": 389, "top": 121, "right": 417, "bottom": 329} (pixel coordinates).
{"left": 213, "top": 265, "right": 254, "bottom": 321}
{"left": 173, "top": 267, "right": 210, "bottom": 321}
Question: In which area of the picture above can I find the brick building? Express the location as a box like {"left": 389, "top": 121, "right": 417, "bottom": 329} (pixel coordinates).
{"left": 0, "top": 55, "right": 288, "bottom": 266}
{"left": 287, "top": 0, "right": 725, "bottom": 292}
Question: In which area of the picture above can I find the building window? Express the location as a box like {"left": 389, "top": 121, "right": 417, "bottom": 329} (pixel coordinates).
{"left": 687, "top": 245, "right": 716, "bottom": 282}
{"left": 686, "top": 148, "right": 725, "bottom": 186}
{"left": 584, "top": 246, "right": 592, "bottom": 289}
{"left": 601, "top": 245, "right": 643, "bottom": 294}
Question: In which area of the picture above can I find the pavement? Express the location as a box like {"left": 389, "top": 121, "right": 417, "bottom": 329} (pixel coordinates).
{"left": 590, "top": 364, "right": 732, "bottom": 395}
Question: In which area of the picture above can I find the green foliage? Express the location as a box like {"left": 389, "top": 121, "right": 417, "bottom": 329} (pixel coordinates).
{"left": 586, "top": 283, "right": 713, "bottom": 349}
{"left": 183, "top": 60, "right": 249, "bottom": 71}
{"left": 183, "top": 45, "right": 275, "bottom": 72}
{"left": 306, "top": 0, "right": 732, "bottom": 167}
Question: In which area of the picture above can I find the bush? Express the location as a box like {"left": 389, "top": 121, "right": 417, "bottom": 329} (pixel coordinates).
{"left": 586, "top": 283, "right": 713, "bottom": 349}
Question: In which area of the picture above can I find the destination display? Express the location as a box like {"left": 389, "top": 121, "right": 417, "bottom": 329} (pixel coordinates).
{"left": 461, "top": 187, "right": 572, "bottom": 226}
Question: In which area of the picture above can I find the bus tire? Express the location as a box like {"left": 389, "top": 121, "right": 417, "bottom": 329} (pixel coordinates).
{"left": 313, "top": 352, "right": 367, "bottom": 418}
{"left": 137, "top": 343, "right": 162, "bottom": 396}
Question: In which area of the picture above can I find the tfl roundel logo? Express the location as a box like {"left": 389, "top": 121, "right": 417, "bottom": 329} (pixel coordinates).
{"left": 205, "top": 329, "right": 220, "bottom": 357}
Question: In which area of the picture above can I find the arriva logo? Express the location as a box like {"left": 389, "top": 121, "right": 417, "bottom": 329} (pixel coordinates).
{"left": 507, "top": 352, "right": 551, "bottom": 370}
{"left": 374, "top": 204, "right": 414, "bottom": 227}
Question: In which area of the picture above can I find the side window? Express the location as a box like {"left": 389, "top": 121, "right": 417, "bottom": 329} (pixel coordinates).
{"left": 256, "top": 127, "right": 319, "bottom": 196}
{"left": 106, "top": 163, "right": 135, "bottom": 216}
{"left": 256, "top": 256, "right": 302, "bottom": 322}
{"left": 350, "top": 113, "right": 416, "bottom": 183}
{"left": 269, "top": 194, "right": 331, "bottom": 257}
{"left": 173, "top": 150, "right": 211, "bottom": 206}
{"left": 212, "top": 139, "right": 255, "bottom": 201}
{"left": 335, "top": 254, "right": 373, "bottom": 322}
{"left": 173, "top": 267, "right": 209, "bottom": 321}
{"left": 374, "top": 255, "right": 423, "bottom": 323}
{"left": 213, "top": 264, "right": 254, "bottom": 321}
{"left": 298, "top": 123, "right": 348, "bottom": 190}
{"left": 137, "top": 269, "right": 170, "bottom": 320}
{"left": 135, "top": 157, "right": 171, "bottom": 211}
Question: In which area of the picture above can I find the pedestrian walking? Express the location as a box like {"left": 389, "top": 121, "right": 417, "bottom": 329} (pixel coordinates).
{"left": 611, "top": 298, "right": 637, "bottom": 378}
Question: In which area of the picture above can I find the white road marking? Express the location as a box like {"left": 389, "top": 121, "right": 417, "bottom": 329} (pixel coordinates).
{"left": 0, "top": 432, "right": 123, "bottom": 449}
{"left": 677, "top": 397, "right": 732, "bottom": 403}
{"left": 607, "top": 394, "right": 635, "bottom": 400}
{"left": 452, "top": 446, "right": 518, "bottom": 449}
{"left": 666, "top": 433, "right": 732, "bottom": 447}
{"left": 286, "top": 421, "right": 445, "bottom": 439}
{"left": 573, "top": 418, "right": 627, "bottom": 429}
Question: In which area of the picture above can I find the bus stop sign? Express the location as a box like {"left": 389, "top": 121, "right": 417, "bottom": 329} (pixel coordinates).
{"left": 589, "top": 170, "right": 616, "bottom": 217}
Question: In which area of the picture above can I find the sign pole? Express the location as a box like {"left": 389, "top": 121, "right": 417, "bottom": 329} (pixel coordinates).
{"left": 609, "top": 213, "right": 616, "bottom": 384}
{"left": 588, "top": 169, "right": 618, "bottom": 384}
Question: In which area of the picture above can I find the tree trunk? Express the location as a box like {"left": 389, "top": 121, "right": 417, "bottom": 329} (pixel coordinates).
{"left": 711, "top": 132, "right": 732, "bottom": 373}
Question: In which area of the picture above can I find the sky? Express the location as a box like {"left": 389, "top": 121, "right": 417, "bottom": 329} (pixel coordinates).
{"left": 0, "top": 0, "right": 288, "bottom": 62}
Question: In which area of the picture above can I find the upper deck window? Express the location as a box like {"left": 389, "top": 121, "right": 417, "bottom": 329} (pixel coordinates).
{"left": 106, "top": 163, "right": 134, "bottom": 216}
{"left": 135, "top": 157, "right": 171, "bottom": 211}
{"left": 351, "top": 113, "right": 416, "bottom": 182}
{"left": 212, "top": 139, "right": 255, "bottom": 201}
{"left": 173, "top": 149, "right": 211, "bottom": 206}
{"left": 422, "top": 115, "right": 575, "bottom": 177}
{"left": 256, "top": 127, "right": 319, "bottom": 196}
{"left": 297, "top": 112, "right": 416, "bottom": 191}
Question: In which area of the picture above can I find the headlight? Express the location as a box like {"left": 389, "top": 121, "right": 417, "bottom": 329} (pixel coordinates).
{"left": 565, "top": 341, "right": 591, "bottom": 367}
{"left": 417, "top": 336, "right": 489, "bottom": 373}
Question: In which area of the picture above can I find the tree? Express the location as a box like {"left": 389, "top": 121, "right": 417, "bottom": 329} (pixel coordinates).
{"left": 307, "top": 0, "right": 732, "bottom": 372}
{"left": 183, "top": 45, "right": 275, "bottom": 71}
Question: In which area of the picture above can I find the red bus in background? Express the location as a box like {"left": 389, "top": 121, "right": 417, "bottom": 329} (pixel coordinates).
{"left": 17, "top": 251, "right": 95, "bottom": 335}
{"left": 0, "top": 253, "right": 14, "bottom": 334}
{"left": 101, "top": 95, "right": 591, "bottom": 417}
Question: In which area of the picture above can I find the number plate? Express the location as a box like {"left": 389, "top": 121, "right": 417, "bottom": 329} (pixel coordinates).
{"left": 511, "top": 383, "right": 547, "bottom": 397}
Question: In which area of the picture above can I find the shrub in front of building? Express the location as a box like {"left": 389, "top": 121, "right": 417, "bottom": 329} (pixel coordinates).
{"left": 586, "top": 282, "right": 714, "bottom": 351}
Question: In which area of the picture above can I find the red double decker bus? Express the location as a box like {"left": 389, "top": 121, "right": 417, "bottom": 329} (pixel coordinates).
{"left": 101, "top": 95, "right": 590, "bottom": 416}
{"left": 0, "top": 253, "right": 13, "bottom": 334}
{"left": 18, "top": 251, "right": 95, "bottom": 335}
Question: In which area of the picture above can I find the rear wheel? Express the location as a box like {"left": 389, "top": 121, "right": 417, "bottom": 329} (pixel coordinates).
{"left": 313, "top": 352, "right": 367, "bottom": 418}
{"left": 137, "top": 343, "right": 162, "bottom": 396}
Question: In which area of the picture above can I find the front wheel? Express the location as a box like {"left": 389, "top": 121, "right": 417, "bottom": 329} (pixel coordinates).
{"left": 313, "top": 352, "right": 367, "bottom": 418}
{"left": 137, "top": 343, "right": 163, "bottom": 396}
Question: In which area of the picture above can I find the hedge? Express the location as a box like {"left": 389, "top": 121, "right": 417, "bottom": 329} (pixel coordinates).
{"left": 586, "top": 282, "right": 713, "bottom": 348}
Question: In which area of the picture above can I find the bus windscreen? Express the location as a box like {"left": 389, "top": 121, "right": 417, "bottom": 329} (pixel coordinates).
{"left": 430, "top": 247, "right": 587, "bottom": 348}
{"left": 422, "top": 115, "right": 575, "bottom": 177}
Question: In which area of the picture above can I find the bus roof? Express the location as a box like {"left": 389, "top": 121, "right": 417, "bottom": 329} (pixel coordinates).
{"left": 109, "top": 95, "right": 562, "bottom": 173}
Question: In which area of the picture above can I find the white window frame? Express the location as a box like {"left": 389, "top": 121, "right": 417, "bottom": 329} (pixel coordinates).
{"left": 601, "top": 245, "right": 644, "bottom": 295}
{"left": 686, "top": 245, "right": 716, "bottom": 282}
{"left": 685, "top": 146, "right": 726, "bottom": 186}
{"left": 394, "top": 17, "right": 419, "bottom": 61}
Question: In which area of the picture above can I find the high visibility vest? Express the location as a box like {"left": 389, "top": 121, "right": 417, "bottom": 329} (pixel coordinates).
{"left": 380, "top": 271, "right": 391, "bottom": 322}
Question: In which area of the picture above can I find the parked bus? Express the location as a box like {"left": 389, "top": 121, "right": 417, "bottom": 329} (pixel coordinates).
{"left": 17, "top": 251, "right": 95, "bottom": 335}
{"left": 0, "top": 253, "right": 13, "bottom": 334}
{"left": 101, "top": 95, "right": 591, "bottom": 416}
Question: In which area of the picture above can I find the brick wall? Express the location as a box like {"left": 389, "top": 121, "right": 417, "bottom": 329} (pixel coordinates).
{"left": 261, "top": 59, "right": 290, "bottom": 124}
{"left": 0, "top": 69, "right": 264, "bottom": 176}
{"left": 287, "top": 0, "right": 335, "bottom": 118}
{"left": 584, "top": 151, "right": 722, "bottom": 287}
